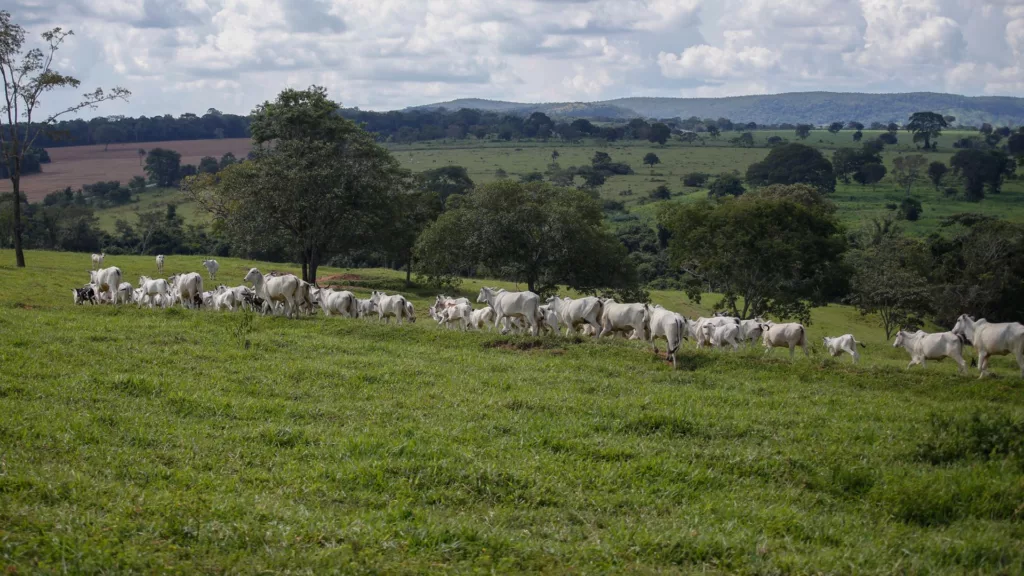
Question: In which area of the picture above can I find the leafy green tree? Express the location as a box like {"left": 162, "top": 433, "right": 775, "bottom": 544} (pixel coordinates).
{"left": 731, "top": 132, "right": 754, "bottom": 147}
{"left": 415, "top": 180, "right": 638, "bottom": 294}
{"left": 648, "top": 122, "right": 671, "bottom": 145}
{"left": 128, "top": 175, "right": 146, "bottom": 191}
{"left": 198, "top": 156, "right": 219, "bottom": 174}
{"left": 950, "top": 149, "right": 1014, "bottom": 202}
{"left": 144, "top": 148, "right": 182, "bottom": 187}
{"left": 828, "top": 122, "right": 844, "bottom": 134}
{"left": 897, "top": 198, "right": 923, "bottom": 221}
{"left": 887, "top": 122, "right": 899, "bottom": 133}
{"left": 682, "top": 172, "right": 709, "bottom": 187}
{"left": 847, "top": 236, "right": 931, "bottom": 339}
{"left": 979, "top": 123, "right": 993, "bottom": 135}
{"left": 877, "top": 132, "right": 897, "bottom": 145}
{"left": 185, "top": 86, "right": 406, "bottom": 282}
{"left": 795, "top": 124, "right": 812, "bottom": 139}
{"left": 643, "top": 152, "right": 661, "bottom": 170}
{"left": 1008, "top": 129, "right": 1024, "bottom": 161}
{"left": 706, "top": 125, "right": 720, "bottom": 139}
{"left": 551, "top": 149, "right": 560, "bottom": 164}
{"left": 0, "top": 10, "right": 130, "bottom": 267}
{"left": 707, "top": 173, "right": 745, "bottom": 198}
{"left": 927, "top": 161, "right": 948, "bottom": 190}
{"left": 137, "top": 148, "right": 146, "bottom": 166}
{"left": 414, "top": 165, "right": 474, "bottom": 206}
{"left": 852, "top": 130, "right": 863, "bottom": 142}
{"left": 519, "top": 171, "right": 544, "bottom": 183}
{"left": 592, "top": 151, "right": 611, "bottom": 167}
{"left": 219, "top": 152, "right": 237, "bottom": 170}
{"left": 847, "top": 121, "right": 865, "bottom": 131}
{"left": 745, "top": 143, "right": 836, "bottom": 193}
{"left": 853, "top": 163, "right": 886, "bottom": 188}
{"left": 649, "top": 184, "right": 671, "bottom": 200}
{"left": 906, "top": 111, "right": 947, "bottom": 150}
{"left": 891, "top": 155, "right": 926, "bottom": 196}
{"left": 659, "top": 193, "right": 847, "bottom": 323}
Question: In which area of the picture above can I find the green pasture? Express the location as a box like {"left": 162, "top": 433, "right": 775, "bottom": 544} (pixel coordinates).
{"left": 1, "top": 250, "right": 1022, "bottom": 573}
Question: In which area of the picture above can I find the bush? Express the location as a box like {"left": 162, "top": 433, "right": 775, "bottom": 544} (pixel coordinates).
{"left": 603, "top": 200, "right": 625, "bottom": 212}
{"left": 707, "top": 173, "right": 745, "bottom": 198}
{"left": 618, "top": 189, "right": 634, "bottom": 197}
{"left": 649, "top": 185, "right": 671, "bottom": 200}
{"left": 898, "top": 198, "right": 923, "bottom": 221}
{"left": 682, "top": 172, "right": 709, "bottom": 187}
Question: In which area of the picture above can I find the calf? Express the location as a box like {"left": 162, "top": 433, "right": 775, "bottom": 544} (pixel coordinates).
{"left": 823, "top": 334, "right": 864, "bottom": 364}
{"left": 468, "top": 306, "right": 497, "bottom": 331}
{"left": 91, "top": 252, "right": 105, "bottom": 270}
{"left": 72, "top": 286, "right": 98, "bottom": 305}
{"left": 893, "top": 330, "right": 967, "bottom": 375}
{"left": 438, "top": 302, "right": 472, "bottom": 331}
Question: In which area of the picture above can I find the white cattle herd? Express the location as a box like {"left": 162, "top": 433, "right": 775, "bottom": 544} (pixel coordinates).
{"left": 74, "top": 254, "right": 1024, "bottom": 378}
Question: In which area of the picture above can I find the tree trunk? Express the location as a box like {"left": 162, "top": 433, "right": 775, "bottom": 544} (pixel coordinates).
{"left": 11, "top": 171, "right": 25, "bottom": 268}
{"left": 300, "top": 249, "right": 308, "bottom": 283}
{"left": 405, "top": 258, "right": 412, "bottom": 286}
{"left": 308, "top": 246, "right": 320, "bottom": 286}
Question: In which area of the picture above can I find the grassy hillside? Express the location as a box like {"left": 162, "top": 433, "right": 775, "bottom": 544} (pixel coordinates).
{"left": 94, "top": 187, "right": 207, "bottom": 232}
{"left": 2, "top": 250, "right": 1023, "bottom": 573}
{"left": 413, "top": 92, "right": 1024, "bottom": 125}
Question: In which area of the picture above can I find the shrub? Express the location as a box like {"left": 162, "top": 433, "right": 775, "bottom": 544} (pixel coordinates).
{"left": 682, "top": 172, "right": 709, "bottom": 187}
{"left": 898, "top": 198, "right": 923, "bottom": 221}
{"left": 649, "top": 185, "right": 671, "bottom": 200}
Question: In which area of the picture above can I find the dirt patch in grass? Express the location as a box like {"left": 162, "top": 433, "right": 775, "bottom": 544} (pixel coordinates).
{"left": 482, "top": 336, "right": 583, "bottom": 353}
{"left": 318, "top": 273, "right": 363, "bottom": 284}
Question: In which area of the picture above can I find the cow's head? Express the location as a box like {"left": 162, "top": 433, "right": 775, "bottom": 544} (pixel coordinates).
{"left": 477, "top": 287, "right": 492, "bottom": 304}
{"left": 893, "top": 331, "right": 906, "bottom": 348}
{"left": 243, "top": 268, "right": 260, "bottom": 284}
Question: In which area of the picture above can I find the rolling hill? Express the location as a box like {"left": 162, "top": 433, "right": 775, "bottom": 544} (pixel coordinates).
{"left": 412, "top": 92, "right": 1024, "bottom": 125}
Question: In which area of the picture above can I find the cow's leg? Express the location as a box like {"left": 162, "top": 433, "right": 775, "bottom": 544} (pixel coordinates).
{"left": 1015, "top": 347, "right": 1024, "bottom": 378}
{"left": 788, "top": 344, "right": 795, "bottom": 360}
{"left": 977, "top": 351, "right": 988, "bottom": 379}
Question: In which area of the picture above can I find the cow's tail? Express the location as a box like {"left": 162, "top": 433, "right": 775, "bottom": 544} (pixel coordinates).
{"left": 797, "top": 325, "right": 807, "bottom": 347}
{"left": 642, "top": 304, "right": 652, "bottom": 340}
{"left": 670, "top": 315, "right": 684, "bottom": 354}
{"left": 856, "top": 339, "right": 866, "bottom": 349}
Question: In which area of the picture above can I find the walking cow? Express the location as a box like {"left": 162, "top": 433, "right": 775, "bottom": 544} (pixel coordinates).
{"left": 952, "top": 315, "right": 1024, "bottom": 378}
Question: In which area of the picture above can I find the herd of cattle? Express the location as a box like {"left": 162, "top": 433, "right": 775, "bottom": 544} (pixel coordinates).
{"left": 76, "top": 254, "right": 1024, "bottom": 378}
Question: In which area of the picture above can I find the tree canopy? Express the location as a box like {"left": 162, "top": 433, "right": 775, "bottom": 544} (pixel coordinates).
{"left": 659, "top": 192, "right": 847, "bottom": 323}
{"left": 415, "top": 180, "right": 638, "bottom": 295}
{"left": 906, "top": 111, "right": 947, "bottom": 150}
{"left": 745, "top": 143, "right": 836, "bottom": 194}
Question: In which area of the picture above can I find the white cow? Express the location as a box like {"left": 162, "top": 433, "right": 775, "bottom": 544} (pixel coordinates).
{"left": 88, "top": 267, "right": 122, "bottom": 304}
{"left": 760, "top": 322, "right": 809, "bottom": 359}
{"left": 202, "top": 259, "right": 220, "bottom": 281}
{"left": 738, "top": 319, "right": 765, "bottom": 345}
{"left": 537, "top": 304, "right": 560, "bottom": 335}
{"left": 317, "top": 288, "right": 357, "bottom": 317}
{"left": 438, "top": 302, "right": 472, "bottom": 331}
{"left": 295, "top": 281, "right": 317, "bottom": 316}
{"left": 137, "top": 276, "right": 170, "bottom": 309}
{"left": 689, "top": 317, "right": 737, "bottom": 348}
{"left": 893, "top": 330, "right": 967, "bottom": 375}
{"left": 598, "top": 300, "right": 650, "bottom": 340}
{"left": 823, "top": 334, "right": 865, "bottom": 364}
{"left": 169, "top": 272, "right": 204, "bottom": 309}
{"left": 155, "top": 255, "right": 165, "bottom": 274}
{"left": 468, "top": 306, "right": 497, "bottom": 331}
{"left": 434, "top": 294, "right": 471, "bottom": 310}
{"left": 709, "top": 323, "right": 742, "bottom": 351}
{"left": 91, "top": 252, "right": 105, "bottom": 270}
{"left": 244, "top": 268, "right": 300, "bottom": 318}
{"left": 648, "top": 306, "right": 687, "bottom": 369}
{"left": 114, "top": 282, "right": 134, "bottom": 305}
{"left": 477, "top": 287, "right": 540, "bottom": 336}
{"left": 544, "top": 296, "right": 604, "bottom": 337}
{"left": 355, "top": 298, "right": 376, "bottom": 318}
{"left": 952, "top": 314, "right": 1024, "bottom": 378}
{"left": 370, "top": 291, "right": 414, "bottom": 324}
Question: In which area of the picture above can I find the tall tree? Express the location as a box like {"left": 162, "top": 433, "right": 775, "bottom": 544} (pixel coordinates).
{"left": 186, "top": 86, "right": 406, "bottom": 283}
{"left": 927, "top": 161, "right": 948, "bottom": 191}
{"left": 906, "top": 112, "right": 947, "bottom": 150}
{"left": 0, "top": 10, "right": 130, "bottom": 267}
{"left": 647, "top": 122, "right": 671, "bottom": 145}
{"left": 950, "top": 149, "right": 1014, "bottom": 202}
{"left": 795, "top": 124, "right": 812, "bottom": 139}
{"left": 414, "top": 165, "right": 474, "bottom": 206}
{"left": 659, "top": 193, "right": 847, "bottom": 323}
{"left": 643, "top": 152, "right": 660, "bottom": 170}
{"left": 891, "top": 155, "right": 927, "bottom": 197}
{"left": 144, "top": 148, "right": 181, "bottom": 187}
{"left": 828, "top": 122, "right": 844, "bottom": 134}
{"left": 745, "top": 143, "right": 836, "bottom": 193}
{"left": 848, "top": 236, "right": 932, "bottom": 339}
{"left": 415, "top": 180, "right": 638, "bottom": 294}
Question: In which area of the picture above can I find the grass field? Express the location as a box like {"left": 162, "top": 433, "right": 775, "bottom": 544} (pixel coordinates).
{"left": 2, "top": 249, "right": 1023, "bottom": 573}
{"left": 93, "top": 188, "right": 208, "bottom": 232}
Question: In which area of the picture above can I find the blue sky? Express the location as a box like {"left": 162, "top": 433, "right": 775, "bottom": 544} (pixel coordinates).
{"left": 7, "top": 0, "right": 1023, "bottom": 118}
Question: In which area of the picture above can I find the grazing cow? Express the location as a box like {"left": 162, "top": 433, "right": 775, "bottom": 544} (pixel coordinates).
{"left": 72, "top": 286, "right": 98, "bottom": 305}
{"left": 544, "top": 296, "right": 604, "bottom": 337}
{"left": 155, "top": 255, "right": 165, "bottom": 274}
{"left": 690, "top": 316, "right": 739, "bottom": 348}
{"left": 244, "top": 268, "right": 300, "bottom": 318}
{"left": 823, "top": 334, "right": 865, "bottom": 364}
{"left": 169, "top": 272, "right": 204, "bottom": 310}
{"left": 952, "top": 314, "right": 1024, "bottom": 378}
{"left": 477, "top": 287, "right": 541, "bottom": 336}
{"left": 114, "top": 282, "right": 134, "bottom": 305}
{"left": 294, "top": 281, "right": 316, "bottom": 316}
{"left": 760, "top": 323, "right": 809, "bottom": 359}
{"left": 468, "top": 306, "right": 497, "bottom": 331}
{"left": 438, "top": 302, "right": 472, "bottom": 331}
{"left": 893, "top": 330, "right": 967, "bottom": 375}
{"left": 91, "top": 252, "right": 105, "bottom": 270}
{"left": 316, "top": 288, "right": 357, "bottom": 317}
{"left": 355, "top": 298, "right": 376, "bottom": 318}
{"left": 369, "top": 291, "right": 414, "bottom": 325}
{"left": 138, "top": 276, "right": 170, "bottom": 309}
{"left": 202, "top": 259, "right": 220, "bottom": 281}
{"left": 709, "top": 323, "right": 742, "bottom": 351}
{"left": 598, "top": 300, "right": 650, "bottom": 340}
{"left": 648, "top": 306, "right": 687, "bottom": 369}
{"left": 89, "top": 267, "right": 122, "bottom": 304}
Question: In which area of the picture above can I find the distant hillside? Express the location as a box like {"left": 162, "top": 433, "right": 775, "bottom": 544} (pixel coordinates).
{"left": 411, "top": 92, "right": 1024, "bottom": 126}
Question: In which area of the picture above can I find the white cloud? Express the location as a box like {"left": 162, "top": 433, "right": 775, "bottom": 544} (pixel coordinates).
{"left": 3, "top": 0, "right": 1019, "bottom": 117}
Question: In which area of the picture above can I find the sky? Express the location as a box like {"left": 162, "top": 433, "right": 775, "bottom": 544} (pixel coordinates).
{"left": 7, "top": 0, "right": 1024, "bottom": 118}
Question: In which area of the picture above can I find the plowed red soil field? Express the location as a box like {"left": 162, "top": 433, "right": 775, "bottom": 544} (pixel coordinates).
{"left": 1, "top": 138, "right": 252, "bottom": 201}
